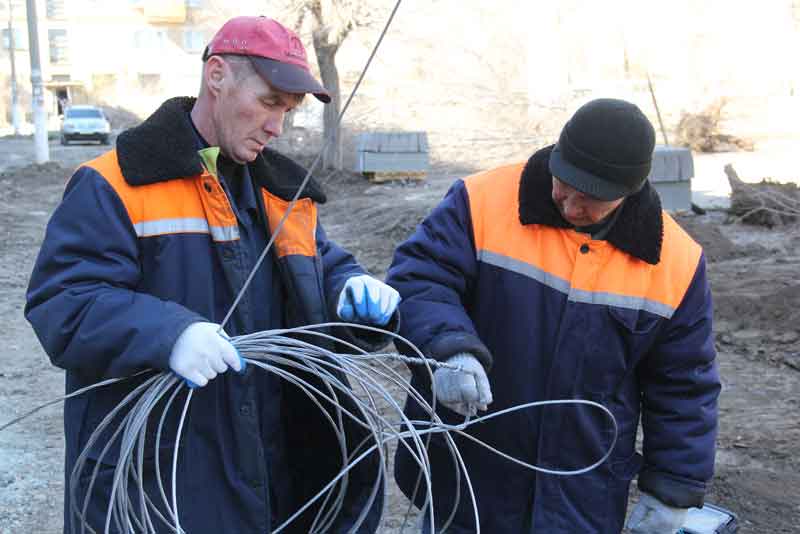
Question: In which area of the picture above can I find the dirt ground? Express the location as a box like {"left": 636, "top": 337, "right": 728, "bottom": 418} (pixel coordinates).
{"left": 0, "top": 135, "right": 798, "bottom": 533}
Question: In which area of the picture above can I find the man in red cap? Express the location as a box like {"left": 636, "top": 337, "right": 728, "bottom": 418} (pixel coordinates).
{"left": 26, "top": 15, "right": 395, "bottom": 534}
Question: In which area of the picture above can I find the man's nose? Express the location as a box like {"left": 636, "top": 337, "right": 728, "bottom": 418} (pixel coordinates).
{"left": 264, "top": 113, "right": 284, "bottom": 137}
{"left": 563, "top": 195, "right": 583, "bottom": 217}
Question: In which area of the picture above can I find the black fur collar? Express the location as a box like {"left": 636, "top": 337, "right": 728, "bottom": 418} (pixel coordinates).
{"left": 115, "top": 96, "right": 326, "bottom": 203}
{"left": 518, "top": 145, "right": 663, "bottom": 265}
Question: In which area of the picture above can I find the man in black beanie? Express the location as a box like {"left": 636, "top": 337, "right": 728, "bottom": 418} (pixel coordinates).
{"left": 386, "top": 98, "right": 720, "bottom": 533}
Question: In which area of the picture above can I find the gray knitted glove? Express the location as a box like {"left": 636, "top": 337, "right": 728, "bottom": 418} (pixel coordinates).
{"left": 433, "top": 352, "right": 493, "bottom": 416}
{"left": 626, "top": 492, "right": 688, "bottom": 534}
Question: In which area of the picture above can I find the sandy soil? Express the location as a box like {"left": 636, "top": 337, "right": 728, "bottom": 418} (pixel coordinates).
{"left": 0, "top": 136, "right": 798, "bottom": 533}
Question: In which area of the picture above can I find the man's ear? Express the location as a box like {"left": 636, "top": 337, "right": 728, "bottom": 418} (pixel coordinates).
{"left": 205, "top": 56, "right": 226, "bottom": 96}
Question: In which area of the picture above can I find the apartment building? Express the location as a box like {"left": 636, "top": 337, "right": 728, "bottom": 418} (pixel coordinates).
{"left": 0, "top": 0, "right": 231, "bottom": 125}
{"left": 1, "top": 0, "right": 797, "bottom": 136}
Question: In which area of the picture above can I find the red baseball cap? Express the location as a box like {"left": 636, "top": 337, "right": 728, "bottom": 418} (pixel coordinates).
{"left": 203, "top": 16, "right": 331, "bottom": 103}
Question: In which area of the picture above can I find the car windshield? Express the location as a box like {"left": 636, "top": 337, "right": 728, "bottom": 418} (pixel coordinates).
{"left": 66, "top": 108, "right": 103, "bottom": 119}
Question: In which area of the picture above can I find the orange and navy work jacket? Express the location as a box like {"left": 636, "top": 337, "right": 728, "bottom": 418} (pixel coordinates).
{"left": 388, "top": 146, "right": 720, "bottom": 534}
{"left": 25, "top": 97, "right": 383, "bottom": 534}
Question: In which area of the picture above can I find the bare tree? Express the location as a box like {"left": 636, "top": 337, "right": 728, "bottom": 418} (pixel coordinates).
{"left": 282, "top": 0, "right": 378, "bottom": 170}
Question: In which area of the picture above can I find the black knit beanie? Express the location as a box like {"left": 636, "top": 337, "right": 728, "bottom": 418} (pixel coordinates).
{"left": 548, "top": 98, "right": 655, "bottom": 200}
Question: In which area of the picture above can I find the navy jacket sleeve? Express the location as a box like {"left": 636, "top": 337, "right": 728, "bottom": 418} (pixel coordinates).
{"left": 25, "top": 167, "right": 204, "bottom": 381}
{"left": 317, "top": 221, "right": 397, "bottom": 351}
{"left": 318, "top": 221, "right": 366, "bottom": 301}
{"left": 386, "top": 180, "right": 492, "bottom": 369}
{"left": 637, "top": 253, "right": 721, "bottom": 508}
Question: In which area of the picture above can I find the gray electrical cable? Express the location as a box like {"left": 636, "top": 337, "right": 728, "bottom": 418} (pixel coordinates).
{"left": 2, "top": 323, "right": 619, "bottom": 534}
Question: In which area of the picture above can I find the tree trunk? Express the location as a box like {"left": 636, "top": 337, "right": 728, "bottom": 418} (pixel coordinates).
{"left": 725, "top": 164, "right": 799, "bottom": 226}
{"left": 313, "top": 39, "right": 342, "bottom": 170}
{"left": 282, "top": 108, "right": 296, "bottom": 133}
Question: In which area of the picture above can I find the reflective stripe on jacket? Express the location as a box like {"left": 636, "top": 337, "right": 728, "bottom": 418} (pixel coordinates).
{"left": 388, "top": 147, "right": 720, "bottom": 534}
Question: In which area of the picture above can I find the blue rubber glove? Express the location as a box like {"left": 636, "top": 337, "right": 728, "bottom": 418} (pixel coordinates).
{"left": 336, "top": 275, "right": 400, "bottom": 326}
{"left": 168, "top": 322, "right": 246, "bottom": 388}
{"left": 626, "top": 492, "right": 688, "bottom": 533}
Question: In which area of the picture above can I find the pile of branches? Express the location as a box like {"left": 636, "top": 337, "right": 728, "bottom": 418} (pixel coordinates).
{"left": 676, "top": 99, "right": 754, "bottom": 153}
{"left": 725, "top": 164, "right": 799, "bottom": 227}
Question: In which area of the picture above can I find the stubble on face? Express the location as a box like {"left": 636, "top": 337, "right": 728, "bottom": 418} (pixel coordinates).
{"left": 216, "top": 69, "right": 303, "bottom": 164}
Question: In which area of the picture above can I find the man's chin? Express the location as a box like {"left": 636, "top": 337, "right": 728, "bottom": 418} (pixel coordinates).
{"left": 231, "top": 150, "right": 259, "bottom": 164}
{"left": 567, "top": 217, "right": 596, "bottom": 228}
{"left": 557, "top": 211, "right": 579, "bottom": 226}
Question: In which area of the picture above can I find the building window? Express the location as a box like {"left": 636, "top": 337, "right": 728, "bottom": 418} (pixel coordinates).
{"left": 2, "top": 27, "right": 26, "bottom": 50}
{"left": 794, "top": 1, "right": 800, "bottom": 29}
{"left": 1, "top": 1, "right": 25, "bottom": 13}
{"left": 138, "top": 73, "right": 162, "bottom": 93}
{"left": 133, "top": 28, "right": 166, "bottom": 49}
{"left": 92, "top": 73, "right": 117, "bottom": 93}
{"left": 183, "top": 29, "right": 204, "bottom": 53}
{"left": 46, "top": 0, "right": 66, "bottom": 19}
{"left": 49, "top": 29, "right": 69, "bottom": 64}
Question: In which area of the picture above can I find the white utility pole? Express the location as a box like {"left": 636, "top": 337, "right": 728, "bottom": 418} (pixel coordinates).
{"left": 25, "top": 0, "right": 48, "bottom": 163}
{"left": 7, "top": 1, "right": 22, "bottom": 135}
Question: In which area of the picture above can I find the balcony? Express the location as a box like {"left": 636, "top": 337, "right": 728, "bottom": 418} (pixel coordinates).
{"left": 142, "top": 0, "right": 186, "bottom": 24}
{"left": 46, "top": 0, "right": 66, "bottom": 20}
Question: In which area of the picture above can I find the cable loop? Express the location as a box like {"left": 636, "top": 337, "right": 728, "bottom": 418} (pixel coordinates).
{"left": 2, "top": 324, "right": 618, "bottom": 534}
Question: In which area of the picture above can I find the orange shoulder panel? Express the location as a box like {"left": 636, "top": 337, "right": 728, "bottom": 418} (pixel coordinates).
{"left": 465, "top": 162, "right": 577, "bottom": 281}
{"left": 464, "top": 162, "right": 526, "bottom": 252}
{"left": 569, "top": 216, "right": 701, "bottom": 310}
{"left": 82, "top": 150, "right": 237, "bottom": 235}
{"left": 261, "top": 190, "right": 318, "bottom": 258}
{"left": 653, "top": 212, "right": 703, "bottom": 305}
{"left": 464, "top": 164, "right": 702, "bottom": 311}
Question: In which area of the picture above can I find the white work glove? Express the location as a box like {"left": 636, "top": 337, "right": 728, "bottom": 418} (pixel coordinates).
{"left": 336, "top": 274, "right": 400, "bottom": 326}
{"left": 433, "top": 353, "right": 493, "bottom": 416}
{"left": 626, "top": 492, "right": 688, "bottom": 534}
{"left": 168, "top": 322, "right": 244, "bottom": 388}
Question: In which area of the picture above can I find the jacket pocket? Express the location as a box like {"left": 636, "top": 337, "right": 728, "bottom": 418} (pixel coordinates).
{"left": 607, "top": 305, "right": 660, "bottom": 336}
{"left": 578, "top": 307, "right": 660, "bottom": 395}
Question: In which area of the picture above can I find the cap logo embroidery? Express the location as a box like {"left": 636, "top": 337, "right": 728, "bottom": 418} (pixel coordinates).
{"left": 286, "top": 36, "right": 306, "bottom": 60}
{"left": 217, "top": 38, "right": 248, "bottom": 51}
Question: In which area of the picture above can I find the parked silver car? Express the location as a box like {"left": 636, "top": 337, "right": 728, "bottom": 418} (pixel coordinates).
{"left": 60, "top": 105, "right": 111, "bottom": 145}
